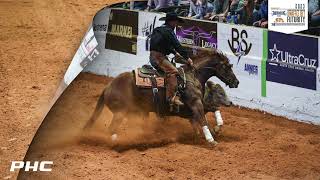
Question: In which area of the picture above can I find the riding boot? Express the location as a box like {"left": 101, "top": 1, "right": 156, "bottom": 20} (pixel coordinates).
{"left": 166, "top": 75, "right": 184, "bottom": 106}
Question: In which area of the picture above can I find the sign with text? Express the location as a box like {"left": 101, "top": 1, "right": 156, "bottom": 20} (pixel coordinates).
{"left": 267, "top": 32, "right": 318, "bottom": 90}
{"left": 268, "top": 0, "right": 308, "bottom": 33}
{"left": 105, "top": 9, "right": 138, "bottom": 55}
{"left": 176, "top": 19, "right": 217, "bottom": 50}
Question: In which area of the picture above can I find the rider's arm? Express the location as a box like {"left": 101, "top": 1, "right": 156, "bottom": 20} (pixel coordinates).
{"left": 168, "top": 30, "right": 189, "bottom": 64}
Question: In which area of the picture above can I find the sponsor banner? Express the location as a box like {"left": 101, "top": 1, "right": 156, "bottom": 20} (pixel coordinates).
{"left": 268, "top": 0, "right": 308, "bottom": 33}
{"left": 137, "top": 11, "right": 165, "bottom": 56}
{"left": 93, "top": 7, "right": 111, "bottom": 42}
{"left": 216, "top": 23, "right": 263, "bottom": 103}
{"left": 217, "top": 23, "right": 263, "bottom": 79}
{"left": 218, "top": 23, "right": 263, "bottom": 62}
{"left": 267, "top": 31, "right": 318, "bottom": 90}
{"left": 105, "top": 9, "right": 138, "bottom": 55}
{"left": 64, "top": 26, "right": 99, "bottom": 85}
{"left": 176, "top": 19, "right": 217, "bottom": 50}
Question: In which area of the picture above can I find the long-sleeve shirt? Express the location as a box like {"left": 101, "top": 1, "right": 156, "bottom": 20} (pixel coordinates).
{"left": 150, "top": 24, "right": 189, "bottom": 61}
{"left": 309, "top": 0, "right": 320, "bottom": 15}
{"left": 189, "top": 0, "right": 214, "bottom": 19}
{"left": 148, "top": 0, "right": 172, "bottom": 10}
{"left": 259, "top": 0, "right": 268, "bottom": 20}
{"left": 213, "top": 0, "right": 229, "bottom": 14}
{"left": 188, "top": 0, "right": 205, "bottom": 19}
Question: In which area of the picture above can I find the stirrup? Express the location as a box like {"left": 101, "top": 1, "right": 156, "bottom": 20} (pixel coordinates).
{"left": 169, "top": 94, "right": 183, "bottom": 113}
{"left": 169, "top": 94, "right": 184, "bottom": 106}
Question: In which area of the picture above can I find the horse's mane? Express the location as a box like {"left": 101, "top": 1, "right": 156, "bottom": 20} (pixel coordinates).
{"left": 190, "top": 47, "right": 227, "bottom": 60}
{"left": 185, "top": 47, "right": 229, "bottom": 69}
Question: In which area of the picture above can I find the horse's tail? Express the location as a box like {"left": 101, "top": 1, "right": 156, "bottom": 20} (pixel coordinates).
{"left": 83, "top": 90, "right": 105, "bottom": 130}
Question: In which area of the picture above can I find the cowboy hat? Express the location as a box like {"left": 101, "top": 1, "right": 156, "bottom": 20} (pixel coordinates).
{"left": 159, "top": 12, "right": 184, "bottom": 23}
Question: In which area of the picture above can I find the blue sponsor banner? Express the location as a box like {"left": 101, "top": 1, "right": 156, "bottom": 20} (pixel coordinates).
{"left": 267, "top": 31, "right": 319, "bottom": 90}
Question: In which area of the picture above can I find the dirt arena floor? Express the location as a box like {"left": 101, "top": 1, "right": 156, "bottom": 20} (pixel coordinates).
{"left": 0, "top": 0, "right": 121, "bottom": 179}
{"left": 17, "top": 73, "right": 320, "bottom": 179}
{"left": 0, "top": 1, "right": 320, "bottom": 180}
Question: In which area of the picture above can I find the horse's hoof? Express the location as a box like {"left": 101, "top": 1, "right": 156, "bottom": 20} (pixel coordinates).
{"left": 209, "top": 140, "right": 218, "bottom": 146}
{"left": 111, "top": 134, "right": 118, "bottom": 141}
{"left": 214, "top": 125, "right": 222, "bottom": 134}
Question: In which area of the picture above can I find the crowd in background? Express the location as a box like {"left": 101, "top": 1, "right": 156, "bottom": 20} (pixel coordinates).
{"left": 124, "top": 0, "right": 319, "bottom": 34}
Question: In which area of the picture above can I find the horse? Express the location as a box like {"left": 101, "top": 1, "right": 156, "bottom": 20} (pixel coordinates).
{"left": 203, "top": 81, "right": 232, "bottom": 134}
{"left": 84, "top": 49, "right": 239, "bottom": 145}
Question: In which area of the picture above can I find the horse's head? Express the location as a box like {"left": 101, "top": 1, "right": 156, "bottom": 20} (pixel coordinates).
{"left": 192, "top": 49, "right": 239, "bottom": 88}
{"left": 204, "top": 81, "right": 232, "bottom": 111}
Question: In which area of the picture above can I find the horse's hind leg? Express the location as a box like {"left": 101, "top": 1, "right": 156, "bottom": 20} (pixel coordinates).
{"left": 108, "top": 111, "right": 126, "bottom": 141}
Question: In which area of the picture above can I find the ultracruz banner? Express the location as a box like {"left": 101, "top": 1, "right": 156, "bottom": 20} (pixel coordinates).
{"left": 267, "top": 31, "right": 318, "bottom": 90}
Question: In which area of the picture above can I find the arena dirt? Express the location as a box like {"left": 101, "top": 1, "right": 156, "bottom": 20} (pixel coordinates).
{"left": 18, "top": 73, "right": 320, "bottom": 179}
{"left": 0, "top": 1, "right": 319, "bottom": 179}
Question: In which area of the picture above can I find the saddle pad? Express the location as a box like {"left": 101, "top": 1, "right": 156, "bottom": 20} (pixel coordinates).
{"left": 135, "top": 69, "right": 165, "bottom": 88}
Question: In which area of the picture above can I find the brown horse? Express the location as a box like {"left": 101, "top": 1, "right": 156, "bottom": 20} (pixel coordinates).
{"left": 84, "top": 49, "right": 239, "bottom": 144}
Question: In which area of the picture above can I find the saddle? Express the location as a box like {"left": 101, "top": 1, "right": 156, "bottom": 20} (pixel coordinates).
{"left": 134, "top": 65, "right": 165, "bottom": 88}
{"left": 134, "top": 64, "right": 187, "bottom": 114}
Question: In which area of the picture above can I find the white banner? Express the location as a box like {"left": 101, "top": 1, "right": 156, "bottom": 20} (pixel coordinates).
{"left": 217, "top": 23, "right": 263, "bottom": 103}
{"left": 137, "top": 11, "right": 165, "bottom": 57}
{"left": 268, "top": 0, "right": 308, "bottom": 34}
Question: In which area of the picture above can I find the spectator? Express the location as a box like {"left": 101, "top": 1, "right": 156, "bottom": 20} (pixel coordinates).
{"left": 252, "top": 0, "right": 263, "bottom": 22}
{"left": 208, "top": 0, "right": 231, "bottom": 21}
{"left": 309, "top": 0, "right": 320, "bottom": 27}
{"left": 229, "top": 0, "right": 239, "bottom": 13}
{"left": 146, "top": 0, "right": 172, "bottom": 11}
{"left": 172, "top": 0, "right": 181, "bottom": 6}
{"left": 188, "top": 0, "right": 214, "bottom": 19}
{"left": 231, "top": 0, "right": 254, "bottom": 25}
{"left": 252, "top": 0, "right": 267, "bottom": 28}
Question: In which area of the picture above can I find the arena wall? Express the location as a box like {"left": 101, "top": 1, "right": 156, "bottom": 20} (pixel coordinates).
{"left": 63, "top": 8, "right": 320, "bottom": 124}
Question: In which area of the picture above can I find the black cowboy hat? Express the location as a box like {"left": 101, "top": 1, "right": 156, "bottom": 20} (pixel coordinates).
{"left": 159, "top": 12, "right": 184, "bottom": 23}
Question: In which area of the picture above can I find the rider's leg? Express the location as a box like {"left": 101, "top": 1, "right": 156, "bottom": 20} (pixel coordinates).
{"left": 150, "top": 51, "right": 183, "bottom": 106}
{"left": 160, "top": 59, "right": 184, "bottom": 106}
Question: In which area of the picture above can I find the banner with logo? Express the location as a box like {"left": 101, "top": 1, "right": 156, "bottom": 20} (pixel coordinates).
{"left": 105, "top": 9, "right": 138, "bottom": 55}
{"left": 217, "top": 23, "right": 263, "bottom": 65}
{"left": 217, "top": 23, "right": 263, "bottom": 101}
{"left": 176, "top": 19, "right": 217, "bottom": 49}
{"left": 268, "top": 0, "right": 308, "bottom": 34}
{"left": 217, "top": 23, "right": 263, "bottom": 80}
{"left": 267, "top": 31, "right": 319, "bottom": 90}
{"left": 137, "top": 11, "right": 165, "bottom": 57}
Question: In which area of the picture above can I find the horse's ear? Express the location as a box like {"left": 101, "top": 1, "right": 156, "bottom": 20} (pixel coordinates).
{"left": 206, "top": 81, "right": 215, "bottom": 90}
{"left": 215, "top": 84, "right": 223, "bottom": 89}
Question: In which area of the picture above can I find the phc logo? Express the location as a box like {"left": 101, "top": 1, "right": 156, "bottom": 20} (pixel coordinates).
{"left": 228, "top": 28, "right": 252, "bottom": 64}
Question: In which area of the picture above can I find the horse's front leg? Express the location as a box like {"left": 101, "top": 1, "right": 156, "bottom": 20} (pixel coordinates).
{"left": 213, "top": 110, "right": 223, "bottom": 134}
{"left": 189, "top": 119, "right": 201, "bottom": 141}
{"left": 191, "top": 100, "right": 218, "bottom": 145}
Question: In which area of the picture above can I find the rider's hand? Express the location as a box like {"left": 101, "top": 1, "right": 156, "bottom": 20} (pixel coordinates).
{"left": 176, "top": 52, "right": 182, "bottom": 57}
{"left": 187, "top": 58, "right": 194, "bottom": 66}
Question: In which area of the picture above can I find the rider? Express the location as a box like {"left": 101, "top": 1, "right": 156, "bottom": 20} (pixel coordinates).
{"left": 149, "top": 12, "right": 193, "bottom": 106}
